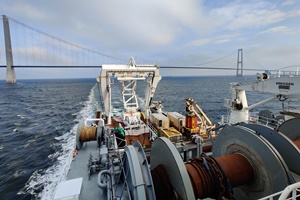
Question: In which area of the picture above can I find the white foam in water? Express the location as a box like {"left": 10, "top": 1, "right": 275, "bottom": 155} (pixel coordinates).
{"left": 19, "top": 85, "right": 98, "bottom": 199}
{"left": 138, "top": 96, "right": 145, "bottom": 110}
{"left": 21, "top": 82, "right": 141, "bottom": 199}
{"left": 17, "top": 114, "right": 27, "bottom": 119}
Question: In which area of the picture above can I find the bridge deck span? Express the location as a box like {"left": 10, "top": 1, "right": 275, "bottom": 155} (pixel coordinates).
{"left": 0, "top": 65, "right": 261, "bottom": 71}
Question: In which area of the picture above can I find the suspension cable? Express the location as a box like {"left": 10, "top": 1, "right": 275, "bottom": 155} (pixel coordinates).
{"left": 7, "top": 16, "right": 127, "bottom": 62}
{"left": 196, "top": 50, "right": 237, "bottom": 66}
{"left": 243, "top": 50, "right": 265, "bottom": 69}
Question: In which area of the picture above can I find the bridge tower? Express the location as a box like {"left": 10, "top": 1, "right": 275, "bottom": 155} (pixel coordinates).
{"left": 2, "top": 15, "right": 16, "bottom": 83}
{"left": 236, "top": 49, "right": 243, "bottom": 77}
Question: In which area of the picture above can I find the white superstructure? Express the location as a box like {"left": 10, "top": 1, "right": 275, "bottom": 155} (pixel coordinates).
{"left": 225, "top": 72, "right": 300, "bottom": 124}
{"left": 97, "top": 57, "right": 161, "bottom": 124}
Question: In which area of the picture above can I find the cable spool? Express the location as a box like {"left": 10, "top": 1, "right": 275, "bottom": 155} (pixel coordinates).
{"left": 242, "top": 122, "right": 300, "bottom": 176}
{"left": 213, "top": 125, "right": 293, "bottom": 199}
{"left": 151, "top": 151, "right": 254, "bottom": 199}
{"left": 150, "top": 137, "right": 194, "bottom": 200}
{"left": 215, "top": 154, "right": 254, "bottom": 188}
{"left": 79, "top": 126, "right": 97, "bottom": 141}
{"left": 121, "top": 141, "right": 156, "bottom": 200}
{"left": 293, "top": 140, "right": 300, "bottom": 149}
{"left": 277, "top": 118, "right": 300, "bottom": 140}
{"left": 150, "top": 124, "right": 294, "bottom": 200}
{"left": 151, "top": 165, "right": 180, "bottom": 200}
{"left": 185, "top": 153, "right": 254, "bottom": 199}
{"left": 76, "top": 121, "right": 97, "bottom": 150}
{"left": 150, "top": 137, "right": 254, "bottom": 199}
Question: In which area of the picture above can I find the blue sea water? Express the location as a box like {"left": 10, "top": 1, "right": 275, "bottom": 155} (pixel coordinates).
{"left": 0, "top": 76, "right": 281, "bottom": 199}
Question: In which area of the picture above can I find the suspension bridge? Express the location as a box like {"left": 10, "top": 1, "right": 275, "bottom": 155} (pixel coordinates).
{"left": 0, "top": 15, "right": 264, "bottom": 83}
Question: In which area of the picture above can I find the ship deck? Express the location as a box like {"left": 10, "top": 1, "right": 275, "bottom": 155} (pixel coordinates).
{"left": 67, "top": 141, "right": 104, "bottom": 199}
{"left": 62, "top": 138, "right": 300, "bottom": 200}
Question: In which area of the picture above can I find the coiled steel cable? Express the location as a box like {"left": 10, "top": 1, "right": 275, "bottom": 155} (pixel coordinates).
{"left": 79, "top": 126, "right": 97, "bottom": 142}
{"left": 151, "top": 153, "right": 254, "bottom": 199}
{"left": 151, "top": 164, "right": 182, "bottom": 200}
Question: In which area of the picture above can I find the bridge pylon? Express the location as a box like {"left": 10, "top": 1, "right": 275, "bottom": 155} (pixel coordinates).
{"left": 2, "top": 15, "right": 16, "bottom": 83}
{"left": 236, "top": 49, "right": 243, "bottom": 77}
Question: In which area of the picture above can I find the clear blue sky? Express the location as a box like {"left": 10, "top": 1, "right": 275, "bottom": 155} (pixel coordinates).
{"left": 0, "top": 0, "right": 300, "bottom": 79}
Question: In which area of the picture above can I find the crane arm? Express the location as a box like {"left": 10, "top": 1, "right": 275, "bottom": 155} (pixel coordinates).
{"left": 185, "top": 98, "right": 214, "bottom": 127}
{"left": 194, "top": 103, "right": 213, "bottom": 125}
{"left": 234, "top": 75, "right": 300, "bottom": 98}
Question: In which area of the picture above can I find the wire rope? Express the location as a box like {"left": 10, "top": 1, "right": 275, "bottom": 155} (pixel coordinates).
{"left": 24, "top": 23, "right": 28, "bottom": 65}
{"left": 243, "top": 50, "right": 264, "bottom": 69}
{"left": 7, "top": 16, "right": 127, "bottom": 62}
{"left": 45, "top": 31, "right": 49, "bottom": 65}
{"left": 196, "top": 50, "right": 236, "bottom": 66}
{"left": 30, "top": 24, "right": 34, "bottom": 65}
{"left": 4, "top": 16, "right": 269, "bottom": 72}
{"left": 39, "top": 27, "right": 42, "bottom": 64}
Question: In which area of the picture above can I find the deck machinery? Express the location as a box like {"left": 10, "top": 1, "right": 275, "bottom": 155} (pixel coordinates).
{"left": 184, "top": 97, "right": 216, "bottom": 137}
{"left": 63, "top": 62, "right": 300, "bottom": 200}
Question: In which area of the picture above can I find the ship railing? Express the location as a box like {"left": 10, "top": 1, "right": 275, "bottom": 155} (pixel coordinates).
{"left": 249, "top": 112, "right": 284, "bottom": 128}
{"left": 220, "top": 112, "right": 283, "bottom": 128}
{"left": 148, "top": 123, "right": 159, "bottom": 141}
{"left": 223, "top": 99, "right": 232, "bottom": 109}
{"left": 84, "top": 118, "right": 105, "bottom": 126}
{"left": 266, "top": 66, "right": 300, "bottom": 78}
{"left": 220, "top": 114, "right": 229, "bottom": 125}
{"left": 259, "top": 182, "right": 300, "bottom": 200}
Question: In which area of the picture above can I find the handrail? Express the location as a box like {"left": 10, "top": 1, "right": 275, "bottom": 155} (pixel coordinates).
{"left": 220, "top": 111, "right": 283, "bottom": 128}
{"left": 148, "top": 123, "right": 158, "bottom": 141}
{"left": 266, "top": 66, "right": 300, "bottom": 78}
{"left": 258, "top": 182, "right": 300, "bottom": 200}
{"left": 84, "top": 118, "right": 104, "bottom": 126}
{"left": 278, "top": 182, "right": 300, "bottom": 200}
